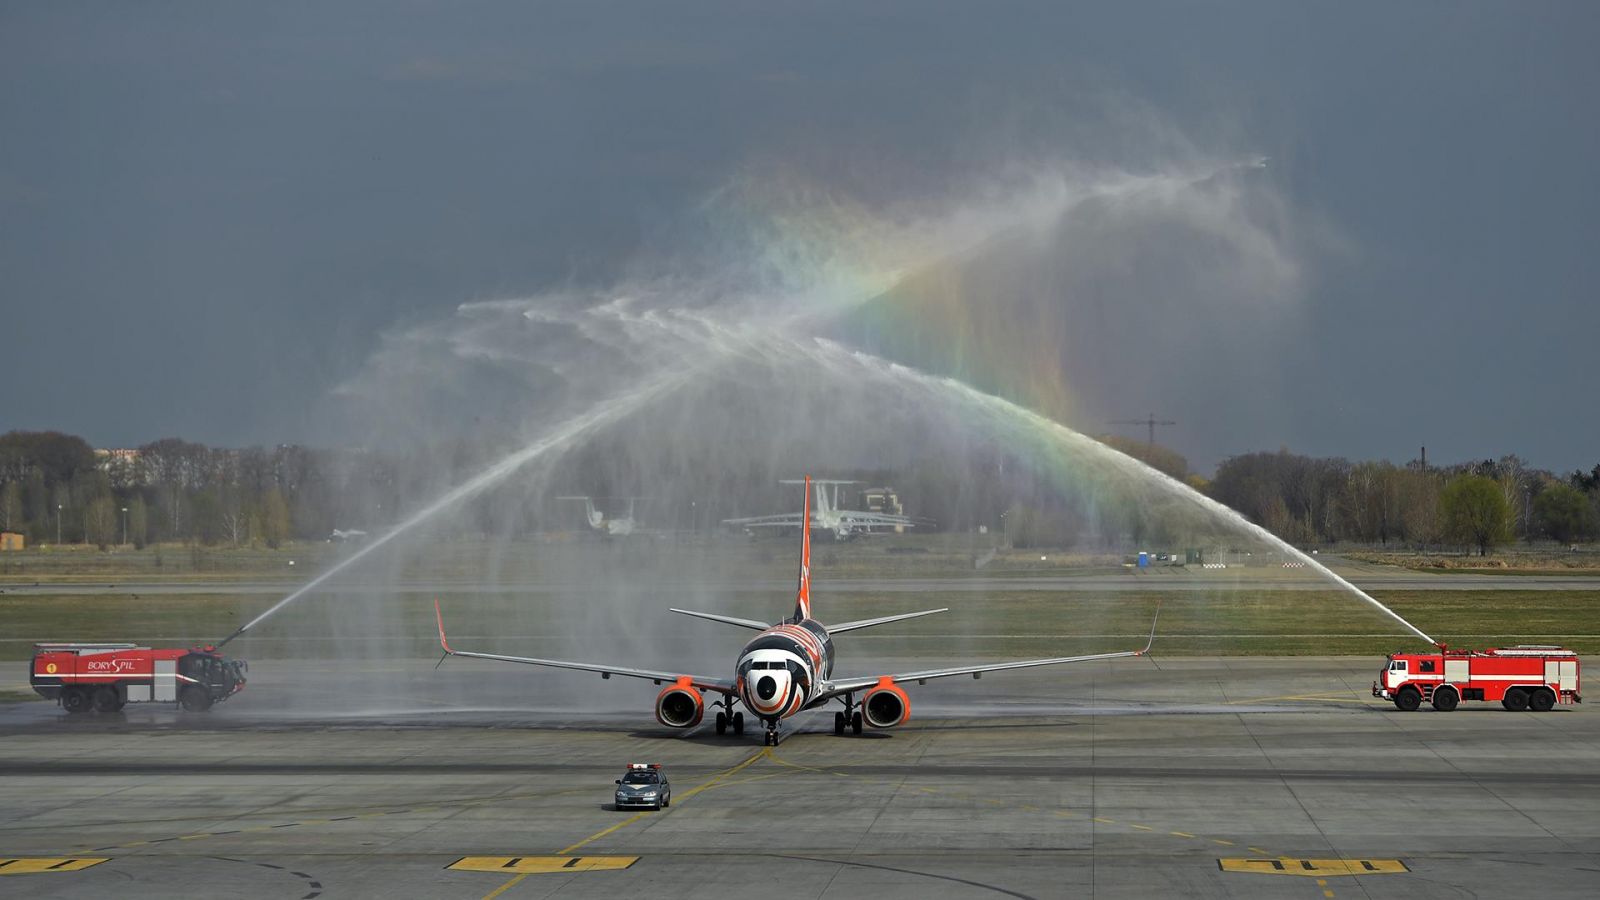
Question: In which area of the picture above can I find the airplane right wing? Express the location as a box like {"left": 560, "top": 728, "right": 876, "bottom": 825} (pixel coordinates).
{"left": 433, "top": 601, "right": 734, "bottom": 695}
{"left": 818, "top": 604, "right": 1159, "bottom": 697}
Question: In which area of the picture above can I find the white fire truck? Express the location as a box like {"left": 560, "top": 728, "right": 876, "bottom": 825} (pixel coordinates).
{"left": 1373, "top": 645, "right": 1581, "bottom": 712}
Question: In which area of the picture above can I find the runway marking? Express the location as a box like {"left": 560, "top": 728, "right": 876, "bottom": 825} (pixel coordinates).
{"left": 0, "top": 857, "right": 109, "bottom": 874}
{"left": 1217, "top": 858, "right": 1408, "bottom": 877}
{"left": 452, "top": 856, "right": 638, "bottom": 874}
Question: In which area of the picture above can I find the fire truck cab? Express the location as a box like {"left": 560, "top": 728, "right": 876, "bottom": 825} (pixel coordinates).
{"left": 31, "top": 643, "right": 247, "bottom": 714}
{"left": 1374, "top": 645, "right": 1580, "bottom": 712}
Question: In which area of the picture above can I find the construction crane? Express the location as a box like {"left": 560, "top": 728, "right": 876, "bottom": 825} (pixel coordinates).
{"left": 1110, "top": 413, "right": 1177, "bottom": 452}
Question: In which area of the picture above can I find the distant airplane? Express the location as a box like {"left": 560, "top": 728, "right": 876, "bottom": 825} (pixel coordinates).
{"left": 438, "top": 476, "right": 1158, "bottom": 746}
{"left": 724, "top": 479, "right": 917, "bottom": 540}
{"left": 557, "top": 496, "right": 639, "bottom": 536}
{"left": 328, "top": 529, "right": 368, "bottom": 542}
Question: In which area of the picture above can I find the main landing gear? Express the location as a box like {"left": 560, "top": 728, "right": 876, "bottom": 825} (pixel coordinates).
{"left": 714, "top": 695, "right": 744, "bottom": 736}
{"left": 832, "top": 694, "right": 863, "bottom": 735}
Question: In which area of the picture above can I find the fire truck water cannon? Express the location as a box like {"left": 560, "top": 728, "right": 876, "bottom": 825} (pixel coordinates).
{"left": 1374, "top": 644, "right": 1581, "bottom": 712}
{"left": 31, "top": 642, "right": 248, "bottom": 714}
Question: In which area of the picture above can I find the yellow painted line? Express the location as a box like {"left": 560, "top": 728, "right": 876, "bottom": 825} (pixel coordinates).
{"left": 1324, "top": 891, "right": 1335, "bottom": 898}
{"left": 1130, "top": 825, "right": 1154, "bottom": 831}
{"left": 481, "top": 873, "right": 526, "bottom": 899}
{"left": 463, "top": 748, "right": 770, "bottom": 898}
{"left": 1092, "top": 817, "right": 1116, "bottom": 824}
{"left": 1218, "top": 858, "right": 1409, "bottom": 877}
{"left": 556, "top": 748, "right": 769, "bottom": 857}
{"left": 177, "top": 834, "right": 209, "bottom": 841}
{"left": 1170, "top": 831, "right": 1195, "bottom": 838}
{"left": 553, "top": 811, "right": 649, "bottom": 858}
{"left": 0, "top": 857, "right": 109, "bottom": 874}
{"left": 1248, "top": 847, "right": 1272, "bottom": 854}
{"left": 1212, "top": 839, "right": 1234, "bottom": 846}
{"left": 452, "top": 856, "right": 638, "bottom": 874}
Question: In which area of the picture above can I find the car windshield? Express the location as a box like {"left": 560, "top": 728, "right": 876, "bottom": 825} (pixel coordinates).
{"left": 622, "top": 772, "right": 658, "bottom": 785}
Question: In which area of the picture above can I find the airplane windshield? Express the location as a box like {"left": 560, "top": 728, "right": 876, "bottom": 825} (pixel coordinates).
{"left": 622, "top": 772, "right": 658, "bottom": 785}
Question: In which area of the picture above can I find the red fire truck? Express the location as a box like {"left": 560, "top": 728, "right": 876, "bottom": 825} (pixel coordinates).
{"left": 1373, "top": 645, "right": 1581, "bottom": 712}
{"left": 31, "top": 643, "right": 247, "bottom": 713}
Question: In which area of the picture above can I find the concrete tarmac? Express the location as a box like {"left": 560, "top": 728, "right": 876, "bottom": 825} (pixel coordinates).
{"left": 1, "top": 657, "right": 1595, "bottom": 899}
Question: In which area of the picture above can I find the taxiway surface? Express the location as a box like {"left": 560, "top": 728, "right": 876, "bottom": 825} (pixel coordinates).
{"left": 1, "top": 657, "right": 1594, "bottom": 898}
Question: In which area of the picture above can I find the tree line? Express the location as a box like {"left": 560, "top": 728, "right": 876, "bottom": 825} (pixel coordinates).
{"left": 1207, "top": 450, "right": 1600, "bottom": 555}
{"left": 1, "top": 429, "right": 1595, "bottom": 554}
{"left": 0, "top": 432, "right": 397, "bottom": 549}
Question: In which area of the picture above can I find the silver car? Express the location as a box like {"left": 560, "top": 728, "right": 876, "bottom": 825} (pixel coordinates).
{"left": 614, "top": 764, "right": 671, "bottom": 810}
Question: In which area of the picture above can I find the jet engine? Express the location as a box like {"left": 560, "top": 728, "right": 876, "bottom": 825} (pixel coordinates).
{"left": 654, "top": 677, "right": 704, "bottom": 728}
{"left": 862, "top": 677, "right": 910, "bottom": 728}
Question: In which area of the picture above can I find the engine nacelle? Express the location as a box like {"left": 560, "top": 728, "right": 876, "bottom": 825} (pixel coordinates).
{"left": 654, "top": 677, "right": 704, "bottom": 728}
{"left": 862, "top": 676, "right": 910, "bottom": 728}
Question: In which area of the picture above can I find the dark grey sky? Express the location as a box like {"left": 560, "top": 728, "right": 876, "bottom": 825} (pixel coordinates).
{"left": 2, "top": 2, "right": 1596, "bottom": 473}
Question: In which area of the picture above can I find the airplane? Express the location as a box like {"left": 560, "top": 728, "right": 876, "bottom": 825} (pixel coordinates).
{"left": 723, "top": 478, "right": 918, "bottom": 541}
{"left": 557, "top": 496, "right": 639, "bottom": 536}
{"left": 328, "top": 529, "right": 368, "bottom": 542}
{"left": 436, "top": 476, "right": 1158, "bottom": 746}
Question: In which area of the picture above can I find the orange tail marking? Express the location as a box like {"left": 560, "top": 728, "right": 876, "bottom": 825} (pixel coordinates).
{"left": 796, "top": 474, "right": 812, "bottom": 620}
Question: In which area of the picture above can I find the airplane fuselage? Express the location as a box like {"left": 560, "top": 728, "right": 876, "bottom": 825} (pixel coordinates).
{"left": 736, "top": 619, "right": 834, "bottom": 721}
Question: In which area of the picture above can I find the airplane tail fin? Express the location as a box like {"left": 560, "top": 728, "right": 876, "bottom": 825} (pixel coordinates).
{"left": 794, "top": 475, "right": 812, "bottom": 622}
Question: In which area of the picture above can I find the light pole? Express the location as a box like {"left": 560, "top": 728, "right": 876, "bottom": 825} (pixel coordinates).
{"left": 1000, "top": 510, "right": 1010, "bottom": 549}
{"left": 121, "top": 507, "right": 129, "bottom": 547}
{"left": 56, "top": 504, "right": 62, "bottom": 545}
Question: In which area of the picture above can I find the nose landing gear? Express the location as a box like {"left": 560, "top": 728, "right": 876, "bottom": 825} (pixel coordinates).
{"left": 763, "top": 720, "right": 779, "bottom": 746}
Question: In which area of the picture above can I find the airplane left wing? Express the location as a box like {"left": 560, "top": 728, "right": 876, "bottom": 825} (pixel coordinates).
{"left": 433, "top": 600, "right": 734, "bottom": 694}
{"left": 818, "top": 605, "right": 1159, "bottom": 698}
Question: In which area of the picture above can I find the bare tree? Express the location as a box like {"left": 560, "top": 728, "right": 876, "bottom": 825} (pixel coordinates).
{"left": 84, "top": 495, "right": 117, "bottom": 549}
{"left": 0, "top": 481, "right": 18, "bottom": 531}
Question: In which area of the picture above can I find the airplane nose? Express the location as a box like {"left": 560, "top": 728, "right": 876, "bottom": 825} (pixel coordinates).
{"left": 756, "top": 676, "right": 777, "bottom": 700}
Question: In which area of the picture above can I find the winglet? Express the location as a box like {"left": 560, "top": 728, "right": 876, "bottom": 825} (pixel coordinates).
{"left": 434, "top": 598, "right": 454, "bottom": 655}
{"left": 1135, "top": 602, "right": 1161, "bottom": 656}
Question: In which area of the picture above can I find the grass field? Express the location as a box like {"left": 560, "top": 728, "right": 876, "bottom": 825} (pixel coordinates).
{"left": 2, "top": 588, "right": 1596, "bottom": 663}
{"left": 1346, "top": 547, "right": 1600, "bottom": 572}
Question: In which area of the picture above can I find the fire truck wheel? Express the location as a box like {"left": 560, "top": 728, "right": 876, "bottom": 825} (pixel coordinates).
{"left": 1394, "top": 687, "right": 1422, "bottom": 712}
{"left": 61, "top": 688, "right": 91, "bottom": 714}
{"left": 1430, "top": 687, "right": 1459, "bottom": 712}
{"left": 1528, "top": 689, "right": 1556, "bottom": 712}
{"left": 91, "top": 687, "right": 121, "bottom": 713}
{"left": 179, "top": 686, "right": 213, "bottom": 712}
{"left": 1502, "top": 688, "right": 1529, "bottom": 711}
